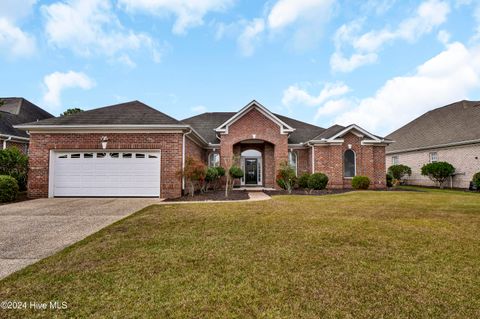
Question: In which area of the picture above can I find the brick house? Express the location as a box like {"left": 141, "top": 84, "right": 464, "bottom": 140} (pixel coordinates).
{"left": 385, "top": 100, "right": 480, "bottom": 188}
{"left": 16, "top": 100, "right": 391, "bottom": 199}
{"left": 1, "top": 97, "right": 53, "bottom": 153}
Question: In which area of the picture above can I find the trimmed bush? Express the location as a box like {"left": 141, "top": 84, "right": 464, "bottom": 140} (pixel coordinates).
{"left": 473, "top": 172, "right": 480, "bottom": 189}
{"left": 352, "top": 176, "right": 370, "bottom": 190}
{"left": 0, "top": 175, "right": 19, "bottom": 203}
{"left": 229, "top": 166, "right": 244, "bottom": 179}
{"left": 0, "top": 147, "right": 28, "bottom": 191}
{"left": 421, "top": 161, "right": 455, "bottom": 188}
{"left": 215, "top": 166, "right": 226, "bottom": 177}
{"left": 387, "top": 164, "right": 412, "bottom": 183}
{"left": 298, "top": 173, "right": 311, "bottom": 189}
{"left": 307, "top": 173, "right": 329, "bottom": 190}
{"left": 386, "top": 174, "right": 393, "bottom": 187}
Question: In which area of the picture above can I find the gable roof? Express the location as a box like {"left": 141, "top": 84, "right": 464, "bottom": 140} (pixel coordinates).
{"left": 214, "top": 100, "right": 295, "bottom": 135}
{"left": 386, "top": 100, "right": 480, "bottom": 153}
{"left": 16, "top": 100, "right": 182, "bottom": 127}
{"left": 182, "top": 112, "right": 326, "bottom": 144}
{"left": 0, "top": 98, "right": 53, "bottom": 138}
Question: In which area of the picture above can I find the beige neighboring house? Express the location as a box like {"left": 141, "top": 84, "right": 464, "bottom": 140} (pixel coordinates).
{"left": 386, "top": 100, "right": 480, "bottom": 189}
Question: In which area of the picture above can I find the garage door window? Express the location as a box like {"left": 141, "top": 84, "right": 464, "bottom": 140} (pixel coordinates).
{"left": 84, "top": 153, "right": 94, "bottom": 158}
{"left": 58, "top": 154, "right": 68, "bottom": 159}
{"left": 123, "top": 153, "right": 132, "bottom": 158}
{"left": 148, "top": 154, "right": 158, "bottom": 158}
{"left": 96, "top": 153, "right": 106, "bottom": 158}
{"left": 110, "top": 153, "right": 119, "bottom": 158}
{"left": 136, "top": 153, "right": 145, "bottom": 158}
{"left": 71, "top": 153, "right": 81, "bottom": 159}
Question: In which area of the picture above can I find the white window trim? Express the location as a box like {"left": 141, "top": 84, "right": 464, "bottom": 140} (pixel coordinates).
{"left": 344, "top": 149, "right": 356, "bottom": 178}
{"left": 208, "top": 152, "right": 220, "bottom": 167}
{"left": 429, "top": 152, "right": 438, "bottom": 163}
{"left": 392, "top": 155, "right": 399, "bottom": 165}
{"left": 288, "top": 151, "right": 298, "bottom": 176}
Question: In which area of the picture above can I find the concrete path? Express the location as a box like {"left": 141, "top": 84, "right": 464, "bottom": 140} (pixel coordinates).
{"left": 0, "top": 198, "right": 161, "bottom": 279}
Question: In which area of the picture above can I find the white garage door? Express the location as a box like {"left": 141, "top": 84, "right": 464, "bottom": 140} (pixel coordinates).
{"left": 52, "top": 151, "right": 161, "bottom": 197}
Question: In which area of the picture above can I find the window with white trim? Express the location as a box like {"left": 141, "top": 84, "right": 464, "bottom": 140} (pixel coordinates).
{"left": 344, "top": 149, "right": 356, "bottom": 178}
{"left": 392, "top": 156, "right": 399, "bottom": 165}
{"left": 429, "top": 152, "right": 438, "bottom": 163}
{"left": 208, "top": 153, "right": 220, "bottom": 167}
{"left": 288, "top": 151, "right": 298, "bottom": 175}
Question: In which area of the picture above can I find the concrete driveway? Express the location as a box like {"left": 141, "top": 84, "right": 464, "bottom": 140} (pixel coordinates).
{"left": 0, "top": 198, "right": 162, "bottom": 279}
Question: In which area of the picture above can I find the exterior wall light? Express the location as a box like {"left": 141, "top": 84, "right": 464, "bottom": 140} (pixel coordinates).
{"left": 101, "top": 136, "right": 108, "bottom": 149}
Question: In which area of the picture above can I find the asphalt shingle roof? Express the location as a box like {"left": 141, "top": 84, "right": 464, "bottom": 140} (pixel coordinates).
{"left": 19, "top": 100, "right": 182, "bottom": 126}
{"left": 182, "top": 112, "right": 326, "bottom": 144}
{"left": 0, "top": 98, "right": 53, "bottom": 138}
{"left": 386, "top": 100, "right": 480, "bottom": 153}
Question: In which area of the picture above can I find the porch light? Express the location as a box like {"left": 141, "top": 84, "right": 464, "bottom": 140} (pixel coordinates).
{"left": 101, "top": 136, "right": 108, "bottom": 149}
{"left": 348, "top": 144, "right": 352, "bottom": 149}
{"left": 252, "top": 134, "right": 256, "bottom": 139}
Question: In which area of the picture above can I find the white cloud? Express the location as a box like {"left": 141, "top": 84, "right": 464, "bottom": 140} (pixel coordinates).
{"left": 282, "top": 82, "right": 350, "bottom": 107}
{"left": 267, "top": 0, "right": 334, "bottom": 30}
{"left": 191, "top": 105, "right": 207, "bottom": 114}
{"left": 43, "top": 71, "right": 95, "bottom": 108}
{"left": 42, "top": 0, "right": 162, "bottom": 63}
{"left": 437, "top": 30, "right": 450, "bottom": 45}
{"left": 314, "top": 98, "right": 353, "bottom": 121}
{"left": 0, "top": 18, "right": 36, "bottom": 57}
{"left": 118, "top": 0, "right": 234, "bottom": 35}
{"left": 331, "top": 0, "right": 450, "bottom": 72}
{"left": 333, "top": 42, "right": 480, "bottom": 135}
{"left": 237, "top": 18, "right": 265, "bottom": 56}
{"left": 0, "top": 0, "right": 36, "bottom": 58}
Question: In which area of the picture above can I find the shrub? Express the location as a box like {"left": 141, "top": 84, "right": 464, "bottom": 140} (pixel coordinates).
{"left": 179, "top": 157, "right": 207, "bottom": 196}
{"left": 387, "top": 164, "right": 412, "bottom": 183}
{"left": 421, "top": 162, "right": 455, "bottom": 188}
{"left": 215, "top": 166, "right": 226, "bottom": 177}
{"left": 298, "top": 173, "right": 311, "bottom": 189}
{"left": 352, "top": 176, "right": 370, "bottom": 190}
{"left": 307, "top": 173, "right": 329, "bottom": 190}
{"left": 204, "top": 167, "right": 219, "bottom": 191}
{"left": 473, "top": 172, "right": 480, "bottom": 189}
{"left": 386, "top": 174, "right": 393, "bottom": 187}
{"left": 276, "top": 161, "right": 297, "bottom": 194}
{"left": 0, "top": 175, "right": 19, "bottom": 203}
{"left": 0, "top": 147, "right": 28, "bottom": 191}
{"left": 229, "top": 166, "right": 244, "bottom": 179}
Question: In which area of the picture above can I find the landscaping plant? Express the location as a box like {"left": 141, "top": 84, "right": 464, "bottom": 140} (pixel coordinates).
{"left": 386, "top": 174, "right": 393, "bottom": 187}
{"left": 276, "top": 161, "right": 297, "bottom": 194}
{"left": 472, "top": 172, "right": 480, "bottom": 190}
{"left": 352, "top": 176, "right": 370, "bottom": 190}
{"left": 179, "top": 157, "right": 207, "bottom": 196}
{"left": 0, "top": 175, "right": 19, "bottom": 203}
{"left": 224, "top": 155, "right": 244, "bottom": 198}
{"left": 298, "top": 172, "right": 310, "bottom": 189}
{"left": 0, "top": 147, "right": 28, "bottom": 191}
{"left": 307, "top": 173, "right": 329, "bottom": 190}
{"left": 204, "top": 167, "right": 219, "bottom": 192}
{"left": 421, "top": 161, "right": 455, "bottom": 189}
{"left": 387, "top": 164, "right": 412, "bottom": 186}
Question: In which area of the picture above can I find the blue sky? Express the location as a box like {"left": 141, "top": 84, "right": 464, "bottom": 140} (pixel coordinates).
{"left": 1, "top": 0, "right": 479, "bottom": 135}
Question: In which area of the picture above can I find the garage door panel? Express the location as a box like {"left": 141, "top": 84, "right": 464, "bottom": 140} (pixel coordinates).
{"left": 53, "top": 151, "right": 160, "bottom": 197}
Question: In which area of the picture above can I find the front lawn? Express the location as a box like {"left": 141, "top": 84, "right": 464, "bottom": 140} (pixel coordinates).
{"left": 1, "top": 190, "right": 480, "bottom": 318}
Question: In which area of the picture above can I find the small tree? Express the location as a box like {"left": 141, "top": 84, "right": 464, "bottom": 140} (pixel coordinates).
{"left": 0, "top": 147, "right": 28, "bottom": 191}
{"left": 214, "top": 166, "right": 225, "bottom": 190}
{"left": 388, "top": 164, "right": 412, "bottom": 185}
{"left": 60, "top": 108, "right": 84, "bottom": 116}
{"left": 224, "top": 155, "right": 243, "bottom": 198}
{"left": 179, "top": 157, "right": 207, "bottom": 196}
{"left": 204, "top": 167, "right": 219, "bottom": 192}
{"left": 276, "top": 161, "right": 297, "bottom": 194}
{"left": 421, "top": 161, "right": 455, "bottom": 188}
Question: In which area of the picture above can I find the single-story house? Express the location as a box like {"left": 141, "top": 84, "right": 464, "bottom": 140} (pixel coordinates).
{"left": 385, "top": 100, "right": 480, "bottom": 188}
{"left": 15, "top": 100, "right": 391, "bottom": 199}
{"left": 1, "top": 97, "right": 53, "bottom": 153}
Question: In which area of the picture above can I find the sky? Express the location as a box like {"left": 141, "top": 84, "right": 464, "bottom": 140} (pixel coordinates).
{"left": 1, "top": 0, "right": 480, "bottom": 136}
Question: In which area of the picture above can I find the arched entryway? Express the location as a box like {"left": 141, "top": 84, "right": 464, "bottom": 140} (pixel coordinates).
{"left": 241, "top": 149, "right": 262, "bottom": 185}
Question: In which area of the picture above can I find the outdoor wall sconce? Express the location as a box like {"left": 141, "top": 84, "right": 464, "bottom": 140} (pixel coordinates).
{"left": 252, "top": 134, "right": 256, "bottom": 139}
{"left": 348, "top": 144, "right": 352, "bottom": 149}
{"left": 101, "top": 136, "right": 108, "bottom": 149}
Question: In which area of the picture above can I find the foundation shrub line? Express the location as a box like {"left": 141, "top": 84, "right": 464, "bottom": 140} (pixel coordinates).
{"left": 0, "top": 175, "right": 19, "bottom": 203}
{"left": 307, "top": 173, "right": 329, "bottom": 190}
{"left": 352, "top": 176, "right": 370, "bottom": 190}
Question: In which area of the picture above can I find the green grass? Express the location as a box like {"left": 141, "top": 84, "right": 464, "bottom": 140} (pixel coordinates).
{"left": 1, "top": 190, "right": 480, "bottom": 318}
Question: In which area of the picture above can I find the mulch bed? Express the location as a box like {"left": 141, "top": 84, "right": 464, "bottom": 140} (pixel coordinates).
{"left": 164, "top": 190, "right": 250, "bottom": 202}
{"left": 0, "top": 191, "right": 31, "bottom": 206}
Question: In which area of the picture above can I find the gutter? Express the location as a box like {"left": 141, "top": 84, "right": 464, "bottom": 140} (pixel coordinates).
{"left": 2, "top": 136, "right": 12, "bottom": 150}
{"left": 386, "top": 139, "right": 480, "bottom": 155}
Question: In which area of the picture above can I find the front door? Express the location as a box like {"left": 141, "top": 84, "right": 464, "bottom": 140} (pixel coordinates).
{"left": 245, "top": 158, "right": 258, "bottom": 184}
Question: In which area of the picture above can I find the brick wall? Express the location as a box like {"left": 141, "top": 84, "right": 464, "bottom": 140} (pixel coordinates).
{"left": 27, "top": 132, "right": 183, "bottom": 199}
{"left": 219, "top": 108, "right": 288, "bottom": 189}
{"left": 1, "top": 139, "right": 28, "bottom": 154}
{"left": 185, "top": 136, "right": 206, "bottom": 162}
{"left": 294, "top": 148, "right": 311, "bottom": 175}
{"left": 386, "top": 143, "right": 480, "bottom": 188}
{"left": 313, "top": 133, "right": 386, "bottom": 189}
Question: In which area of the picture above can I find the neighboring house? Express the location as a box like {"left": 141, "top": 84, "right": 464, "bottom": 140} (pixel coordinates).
{"left": 15, "top": 100, "right": 391, "bottom": 199}
{"left": 386, "top": 100, "right": 480, "bottom": 188}
{"left": 0, "top": 97, "right": 53, "bottom": 153}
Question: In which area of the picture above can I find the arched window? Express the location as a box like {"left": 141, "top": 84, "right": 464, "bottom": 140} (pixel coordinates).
{"left": 288, "top": 151, "right": 298, "bottom": 176}
{"left": 344, "top": 149, "right": 356, "bottom": 178}
{"left": 208, "top": 153, "right": 220, "bottom": 167}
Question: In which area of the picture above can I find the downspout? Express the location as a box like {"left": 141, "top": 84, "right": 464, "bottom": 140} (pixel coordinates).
{"left": 3, "top": 136, "right": 12, "bottom": 150}
{"left": 182, "top": 129, "right": 193, "bottom": 191}
{"left": 306, "top": 142, "right": 315, "bottom": 174}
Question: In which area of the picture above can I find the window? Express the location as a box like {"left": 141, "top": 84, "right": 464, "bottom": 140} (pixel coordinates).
{"left": 83, "top": 153, "right": 94, "bottom": 158}
{"left": 58, "top": 154, "right": 68, "bottom": 159}
{"left": 392, "top": 156, "right": 399, "bottom": 165}
{"left": 148, "top": 154, "right": 158, "bottom": 159}
{"left": 135, "top": 153, "right": 145, "bottom": 158}
{"left": 109, "top": 153, "right": 119, "bottom": 158}
{"left": 429, "top": 152, "right": 438, "bottom": 163}
{"left": 344, "top": 149, "right": 356, "bottom": 178}
{"left": 122, "top": 153, "right": 132, "bottom": 158}
{"left": 288, "top": 151, "right": 298, "bottom": 175}
{"left": 208, "top": 153, "right": 220, "bottom": 167}
{"left": 96, "top": 153, "right": 106, "bottom": 158}
{"left": 70, "top": 153, "right": 81, "bottom": 159}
